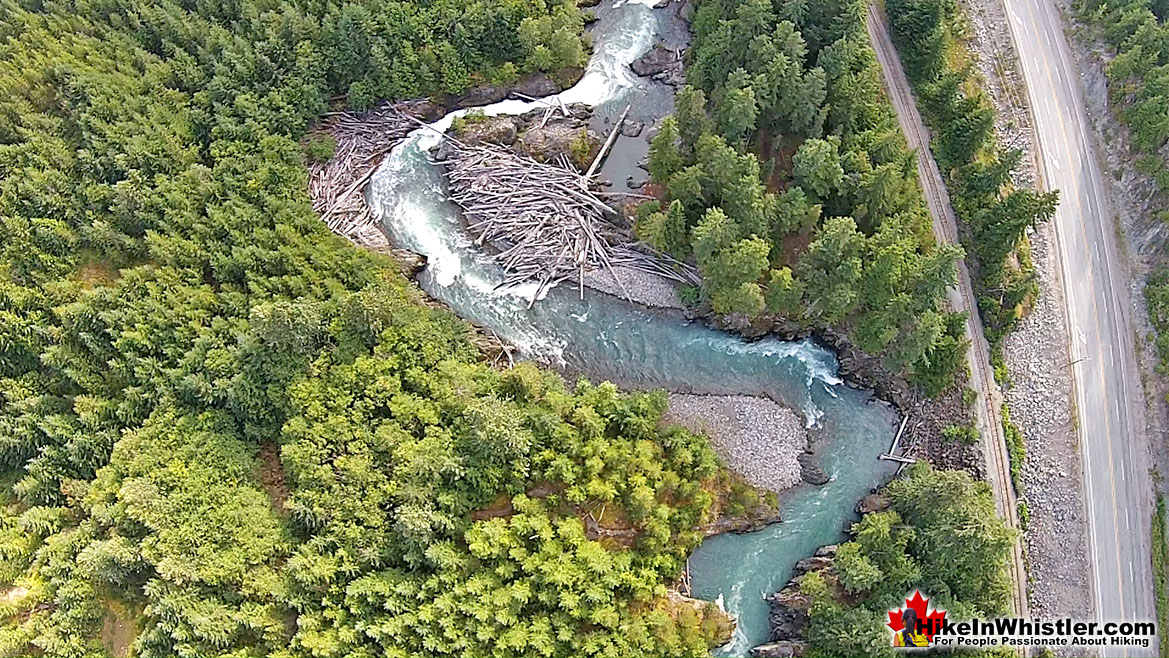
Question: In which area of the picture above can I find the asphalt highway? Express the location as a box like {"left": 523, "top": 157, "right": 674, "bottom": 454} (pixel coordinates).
{"left": 1004, "top": 0, "right": 1156, "bottom": 652}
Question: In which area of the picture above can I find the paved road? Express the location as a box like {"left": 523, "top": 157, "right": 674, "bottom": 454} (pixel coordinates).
{"left": 1004, "top": 0, "right": 1156, "bottom": 651}
{"left": 865, "top": 3, "right": 1030, "bottom": 617}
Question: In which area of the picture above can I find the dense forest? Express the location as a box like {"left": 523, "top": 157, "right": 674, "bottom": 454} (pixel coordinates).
{"left": 1076, "top": 0, "right": 1169, "bottom": 375}
{"left": 886, "top": 0, "right": 1059, "bottom": 381}
{"left": 802, "top": 464, "right": 1015, "bottom": 657}
{"left": 0, "top": 0, "right": 763, "bottom": 654}
{"left": 638, "top": 0, "right": 969, "bottom": 394}
{"left": 1080, "top": 0, "right": 1169, "bottom": 194}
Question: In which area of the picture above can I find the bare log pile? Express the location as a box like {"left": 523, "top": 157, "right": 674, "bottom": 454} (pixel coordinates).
{"left": 307, "top": 100, "right": 429, "bottom": 246}
{"left": 444, "top": 141, "right": 700, "bottom": 306}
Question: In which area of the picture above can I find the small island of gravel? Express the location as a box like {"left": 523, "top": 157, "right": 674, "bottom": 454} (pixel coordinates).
{"left": 663, "top": 393, "right": 807, "bottom": 493}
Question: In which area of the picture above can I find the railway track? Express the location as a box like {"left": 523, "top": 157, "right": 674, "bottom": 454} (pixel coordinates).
{"left": 865, "top": 2, "right": 1030, "bottom": 618}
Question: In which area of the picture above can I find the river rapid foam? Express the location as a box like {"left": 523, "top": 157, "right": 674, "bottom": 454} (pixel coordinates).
{"left": 366, "top": 1, "right": 899, "bottom": 654}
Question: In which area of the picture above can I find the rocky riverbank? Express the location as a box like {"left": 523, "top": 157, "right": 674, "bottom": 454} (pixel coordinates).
{"left": 754, "top": 493, "right": 893, "bottom": 657}
{"left": 752, "top": 544, "right": 842, "bottom": 657}
{"left": 707, "top": 312, "right": 982, "bottom": 476}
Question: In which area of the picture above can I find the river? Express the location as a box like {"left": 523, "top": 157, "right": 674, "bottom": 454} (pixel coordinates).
{"left": 366, "top": 0, "right": 898, "bottom": 655}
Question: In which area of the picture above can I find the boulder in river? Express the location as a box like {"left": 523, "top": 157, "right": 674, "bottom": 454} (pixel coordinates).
{"left": 653, "top": 66, "right": 687, "bottom": 86}
{"left": 459, "top": 116, "right": 518, "bottom": 146}
{"left": 620, "top": 119, "right": 645, "bottom": 138}
{"left": 626, "top": 174, "right": 647, "bottom": 189}
{"left": 797, "top": 451, "right": 830, "bottom": 486}
{"left": 519, "top": 123, "right": 598, "bottom": 164}
{"left": 631, "top": 44, "right": 678, "bottom": 77}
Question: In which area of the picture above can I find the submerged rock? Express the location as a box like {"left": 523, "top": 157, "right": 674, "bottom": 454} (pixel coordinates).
{"left": 626, "top": 174, "right": 647, "bottom": 189}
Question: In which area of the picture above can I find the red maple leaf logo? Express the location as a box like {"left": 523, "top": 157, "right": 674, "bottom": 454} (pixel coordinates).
{"left": 887, "top": 590, "right": 947, "bottom": 642}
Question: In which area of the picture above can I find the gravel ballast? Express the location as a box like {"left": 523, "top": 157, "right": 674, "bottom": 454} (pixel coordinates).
{"left": 663, "top": 394, "right": 807, "bottom": 493}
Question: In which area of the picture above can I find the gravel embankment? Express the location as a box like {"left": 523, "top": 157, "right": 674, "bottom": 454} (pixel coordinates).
{"left": 963, "top": 0, "right": 1093, "bottom": 629}
{"left": 663, "top": 394, "right": 806, "bottom": 493}
{"left": 1004, "top": 229, "right": 1093, "bottom": 624}
{"left": 962, "top": 0, "right": 1038, "bottom": 186}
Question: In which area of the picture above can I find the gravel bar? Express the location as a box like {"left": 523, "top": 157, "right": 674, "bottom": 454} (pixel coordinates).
{"left": 583, "top": 265, "right": 686, "bottom": 309}
{"left": 663, "top": 393, "right": 806, "bottom": 492}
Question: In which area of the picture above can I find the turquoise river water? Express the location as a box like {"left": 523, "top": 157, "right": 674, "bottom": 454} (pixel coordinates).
{"left": 367, "top": 0, "right": 899, "bottom": 654}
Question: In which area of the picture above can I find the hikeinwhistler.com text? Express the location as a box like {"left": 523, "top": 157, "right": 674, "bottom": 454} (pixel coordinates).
{"left": 925, "top": 617, "right": 1155, "bottom": 649}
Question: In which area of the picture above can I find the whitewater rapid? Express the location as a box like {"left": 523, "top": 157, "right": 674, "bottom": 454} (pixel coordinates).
{"left": 365, "top": 1, "right": 898, "bottom": 654}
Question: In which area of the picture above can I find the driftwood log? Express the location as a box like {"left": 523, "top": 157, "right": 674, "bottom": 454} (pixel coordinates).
{"left": 307, "top": 100, "right": 431, "bottom": 246}
{"left": 442, "top": 140, "right": 700, "bottom": 307}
